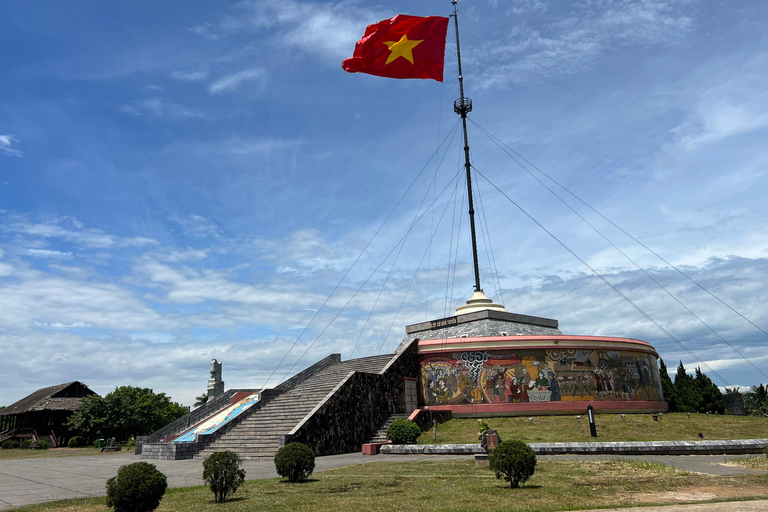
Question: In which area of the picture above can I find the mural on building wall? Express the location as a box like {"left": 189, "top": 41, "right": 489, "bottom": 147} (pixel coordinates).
{"left": 420, "top": 348, "right": 662, "bottom": 405}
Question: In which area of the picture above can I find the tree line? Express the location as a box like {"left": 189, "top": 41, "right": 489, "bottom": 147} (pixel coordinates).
{"left": 67, "top": 386, "right": 188, "bottom": 442}
{"left": 659, "top": 359, "right": 768, "bottom": 416}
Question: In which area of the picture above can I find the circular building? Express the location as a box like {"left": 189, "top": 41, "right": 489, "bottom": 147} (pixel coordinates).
{"left": 398, "top": 291, "right": 667, "bottom": 416}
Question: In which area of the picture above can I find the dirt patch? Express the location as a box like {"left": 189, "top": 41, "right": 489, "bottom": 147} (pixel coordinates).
{"left": 627, "top": 484, "right": 768, "bottom": 503}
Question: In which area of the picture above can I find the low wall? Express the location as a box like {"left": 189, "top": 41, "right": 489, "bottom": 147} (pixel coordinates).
{"left": 284, "top": 340, "right": 420, "bottom": 455}
{"left": 380, "top": 439, "right": 768, "bottom": 456}
{"left": 141, "top": 442, "right": 199, "bottom": 460}
{"left": 423, "top": 400, "right": 668, "bottom": 417}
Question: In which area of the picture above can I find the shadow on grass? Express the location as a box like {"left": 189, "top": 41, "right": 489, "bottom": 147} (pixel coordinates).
{"left": 217, "top": 497, "right": 247, "bottom": 503}
{"left": 278, "top": 478, "right": 320, "bottom": 484}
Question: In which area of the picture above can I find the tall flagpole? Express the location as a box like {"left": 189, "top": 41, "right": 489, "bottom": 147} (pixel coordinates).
{"left": 451, "top": 0, "right": 482, "bottom": 293}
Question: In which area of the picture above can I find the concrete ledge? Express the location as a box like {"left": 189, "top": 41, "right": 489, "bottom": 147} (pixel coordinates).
{"left": 380, "top": 443, "right": 482, "bottom": 455}
{"left": 380, "top": 439, "right": 768, "bottom": 456}
{"left": 362, "top": 442, "right": 390, "bottom": 455}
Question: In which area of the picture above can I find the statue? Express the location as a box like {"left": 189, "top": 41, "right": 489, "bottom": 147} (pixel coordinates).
{"left": 207, "top": 359, "right": 224, "bottom": 402}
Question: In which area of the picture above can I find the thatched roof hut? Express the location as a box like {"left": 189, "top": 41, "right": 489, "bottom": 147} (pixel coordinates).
{"left": 0, "top": 381, "right": 97, "bottom": 446}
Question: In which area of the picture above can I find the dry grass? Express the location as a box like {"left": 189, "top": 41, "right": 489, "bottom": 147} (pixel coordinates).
{"left": 9, "top": 458, "right": 768, "bottom": 512}
{"left": 0, "top": 446, "right": 127, "bottom": 460}
{"left": 419, "top": 413, "right": 768, "bottom": 444}
{"left": 724, "top": 455, "right": 768, "bottom": 471}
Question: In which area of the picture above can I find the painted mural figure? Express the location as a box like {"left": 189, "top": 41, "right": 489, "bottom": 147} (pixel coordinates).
{"left": 485, "top": 365, "right": 506, "bottom": 403}
{"left": 506, "top": 375, "right": 520, "bottom": 403}
{"left": 517, "top": 367, "right": 532, "bottom": 402}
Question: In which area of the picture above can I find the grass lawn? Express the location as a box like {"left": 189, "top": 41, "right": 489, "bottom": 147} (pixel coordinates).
{"left": 418, "top": 413, "right": 768, "bottom": 444}
{"left": 0, "top": 446, "right": 129, "bottom": 460}
{"left": 8, "top": 459, "right": 768, "bottom": 512}
{"left": 725, "top": 455, "right": 768, "bottom": 471}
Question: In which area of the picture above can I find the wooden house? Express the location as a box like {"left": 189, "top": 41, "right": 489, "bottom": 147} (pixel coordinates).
{"left": 0, "top": 382, "right": 97, "bottom": 447}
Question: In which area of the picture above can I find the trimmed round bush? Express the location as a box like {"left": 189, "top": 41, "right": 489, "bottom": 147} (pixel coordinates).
{"left": 37, "top": 440, "right": 49, "bottom": 449}
{"left": 21, "top": 439, "right": 35, "bottom": 449}
{"left": 274, "top": 442, "right": 316, "bottom": 482}
{"left": 489, "top": 440, "right": 537, "bottom": 488}
{"left": 1, "top": 440, "right": 19, "bottom": 450}
{"left": 202, "top": 451, "right": 246, "bottom": 503}
{"left": 386, "top": 418, "right": 421, "bottom": 444}
{"left": 68, "top": 436, "right": 87, "bottom": 448}
{"left": 106, "top": 462, "right": 167, "bottom": 512}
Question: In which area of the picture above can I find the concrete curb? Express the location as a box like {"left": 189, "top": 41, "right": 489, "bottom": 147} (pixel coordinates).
{"left": 379, "top": 439, "right": 768, "bottom": 456}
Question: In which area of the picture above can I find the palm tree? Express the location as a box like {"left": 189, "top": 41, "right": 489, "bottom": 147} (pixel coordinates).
{"left": 194, "top": 393, "right": 209, "bottom": 408}
{"left": 745, "top": 384, "right": 768, "bottom": 417}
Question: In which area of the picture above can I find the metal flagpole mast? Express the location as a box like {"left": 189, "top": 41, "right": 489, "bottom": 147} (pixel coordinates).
{"left": 451, "top": 0, "right": 482, "bottom": 293}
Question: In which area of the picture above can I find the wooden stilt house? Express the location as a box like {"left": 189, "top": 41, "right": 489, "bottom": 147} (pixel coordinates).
{"left": 0, "top": 382, "right": 97, "bottom": 447}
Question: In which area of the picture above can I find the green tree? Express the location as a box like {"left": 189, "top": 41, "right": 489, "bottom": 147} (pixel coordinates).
{"left": 658, "top": 359, "right": 677, "bottom": 412}
{"left": 744, "top": 384, "right": 768, "bottom": 417}
{"left": 673, "top": 361, "right": 700, "bottom": 413}
{"left": 67, "top": 386, "right": 188, "bottom": 442}
{"left": 194, "top": 393, "right": 208, "bottom": 408}
{"left": 694, "top": 367, "right": 725, "bottom": 414}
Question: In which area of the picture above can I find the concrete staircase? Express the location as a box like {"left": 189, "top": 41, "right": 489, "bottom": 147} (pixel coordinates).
{"left": 366, "top": 413, "right": 410, "bottom": 443}
{"left": 195, "top": 354, "right": 394, "bottom": 460}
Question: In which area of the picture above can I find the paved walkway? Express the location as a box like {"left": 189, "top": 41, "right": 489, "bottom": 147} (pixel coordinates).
{"left": 0, "top": 453, "right": 467, "bottom": 510}
{"left": 589, "top": 501, "right": 768, "bottom": 512}
{"left": 0, "top": 453, "right": 764, "bottom": 511}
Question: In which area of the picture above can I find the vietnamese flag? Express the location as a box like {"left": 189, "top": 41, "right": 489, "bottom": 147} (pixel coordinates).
{"left": 342, "top": 15, "right": 450, "bottom": 82}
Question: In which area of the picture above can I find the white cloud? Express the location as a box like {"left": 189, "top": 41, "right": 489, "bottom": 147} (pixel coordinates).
{"left": 0, "top": 134, "right": 22, "bottom": 157}
{"left": 3, "top": 215, "right": 160, "bottom": 250}
{"left": 192, "top": 0, "right": 387, "bottom": 62}
{"left": 475, "top": 0, "right": 694, "bottom": 88}
{"left": 26, "top": 249, "right": 73, "bottom": 259}
{"left": 171, "top": 70, "right": 209, "bottom": 81}
{"left": 208, "top": 68, "right": 264, "bottom": 94}
{"left": 121, "top": 98, "right": 204, "bottom": 121}
{"left": 171, "top": 213, "right": 220, "bottom": 238}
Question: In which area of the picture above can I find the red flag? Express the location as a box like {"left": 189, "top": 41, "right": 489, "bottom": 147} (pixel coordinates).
{"left": 342, "top": 15, "right": 450, "bottom": 82}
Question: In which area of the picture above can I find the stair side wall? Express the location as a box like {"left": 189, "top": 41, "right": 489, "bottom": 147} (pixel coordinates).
{"left": 284, "top": 340, "right": 420, "bottom": 455}
{"left": 136, "top": 388, "right": 258, "bottom": 454}
{"left": 273, "top": 354, "right": 342, "bottom": 393}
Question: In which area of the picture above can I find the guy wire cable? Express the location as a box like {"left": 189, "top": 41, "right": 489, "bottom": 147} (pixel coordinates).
{"left": 260, "top": 119, "right": 460, "bottom": 390}
{"left": 281, "top": 164, "right": 467, "bottom": 382}
{"left": 378, "top": 163, "right": 472, "bottom": 355}
{"left": 474, "top": 166, "right": 730, "bottom": 386}
{"left": 470, "top": 119, "right": 767, "bottom": 380}
{"left": 349, "top": 124, "right": 462, "bottom": 359}
{"left": 471, "top": 117, "right": 768, "bottom": 340}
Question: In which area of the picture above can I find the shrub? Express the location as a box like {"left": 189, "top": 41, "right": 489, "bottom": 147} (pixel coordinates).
{"left": 1, "top": 440, "right": 19, "bottom": 450}
{"left": 274, "top": 442, "right": 316, "bottom": 482}
{"left": 37, "top": 440, "right": 49, "bottom": 449}
{"left": 386, "top": 418, "right": 422, "bottom": 444}
{"left": 764, "top": 446, "right": 768, "bottom": 459}
{"left": 106, "top": 462, "right": 167, "bottom": 512}
{"left": 202, "top": 451, "right": 246, "bottom": 503}
{"left": 68, "top": 436, "right": 87, "bottom": 448}
{"left": 21, "top": 439, "right": 33, "bottom": 449}
{"left": 489, "top": 440, "right": 537, "bottom": 488}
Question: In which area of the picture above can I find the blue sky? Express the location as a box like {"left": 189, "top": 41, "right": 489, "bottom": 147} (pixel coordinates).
{"left": 1, "top": 0, "right": 767, "bottom": 407}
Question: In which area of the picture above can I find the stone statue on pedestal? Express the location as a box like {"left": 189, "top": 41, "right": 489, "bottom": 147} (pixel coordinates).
{"left": 207, "top": 359, "right": 224, "bottom": 402}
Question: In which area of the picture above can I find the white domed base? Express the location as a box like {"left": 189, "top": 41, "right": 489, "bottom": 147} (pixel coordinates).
{"left": 455, "top": 290, "right": 507, "bottom": 315}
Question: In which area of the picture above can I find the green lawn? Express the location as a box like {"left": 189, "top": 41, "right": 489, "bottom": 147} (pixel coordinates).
{"left": 9, "top": 459, "right": 768, "bottom": 512}
{"left": 0, "top": 446, "right": 128, "bottom": 460}
{"left": 418, "top": 413, "right": 768, "bottom": 444}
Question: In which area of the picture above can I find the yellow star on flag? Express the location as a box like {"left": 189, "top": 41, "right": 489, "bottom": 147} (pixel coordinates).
{"left": 383, "top": 34, "right": 423, "bottom": 65}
